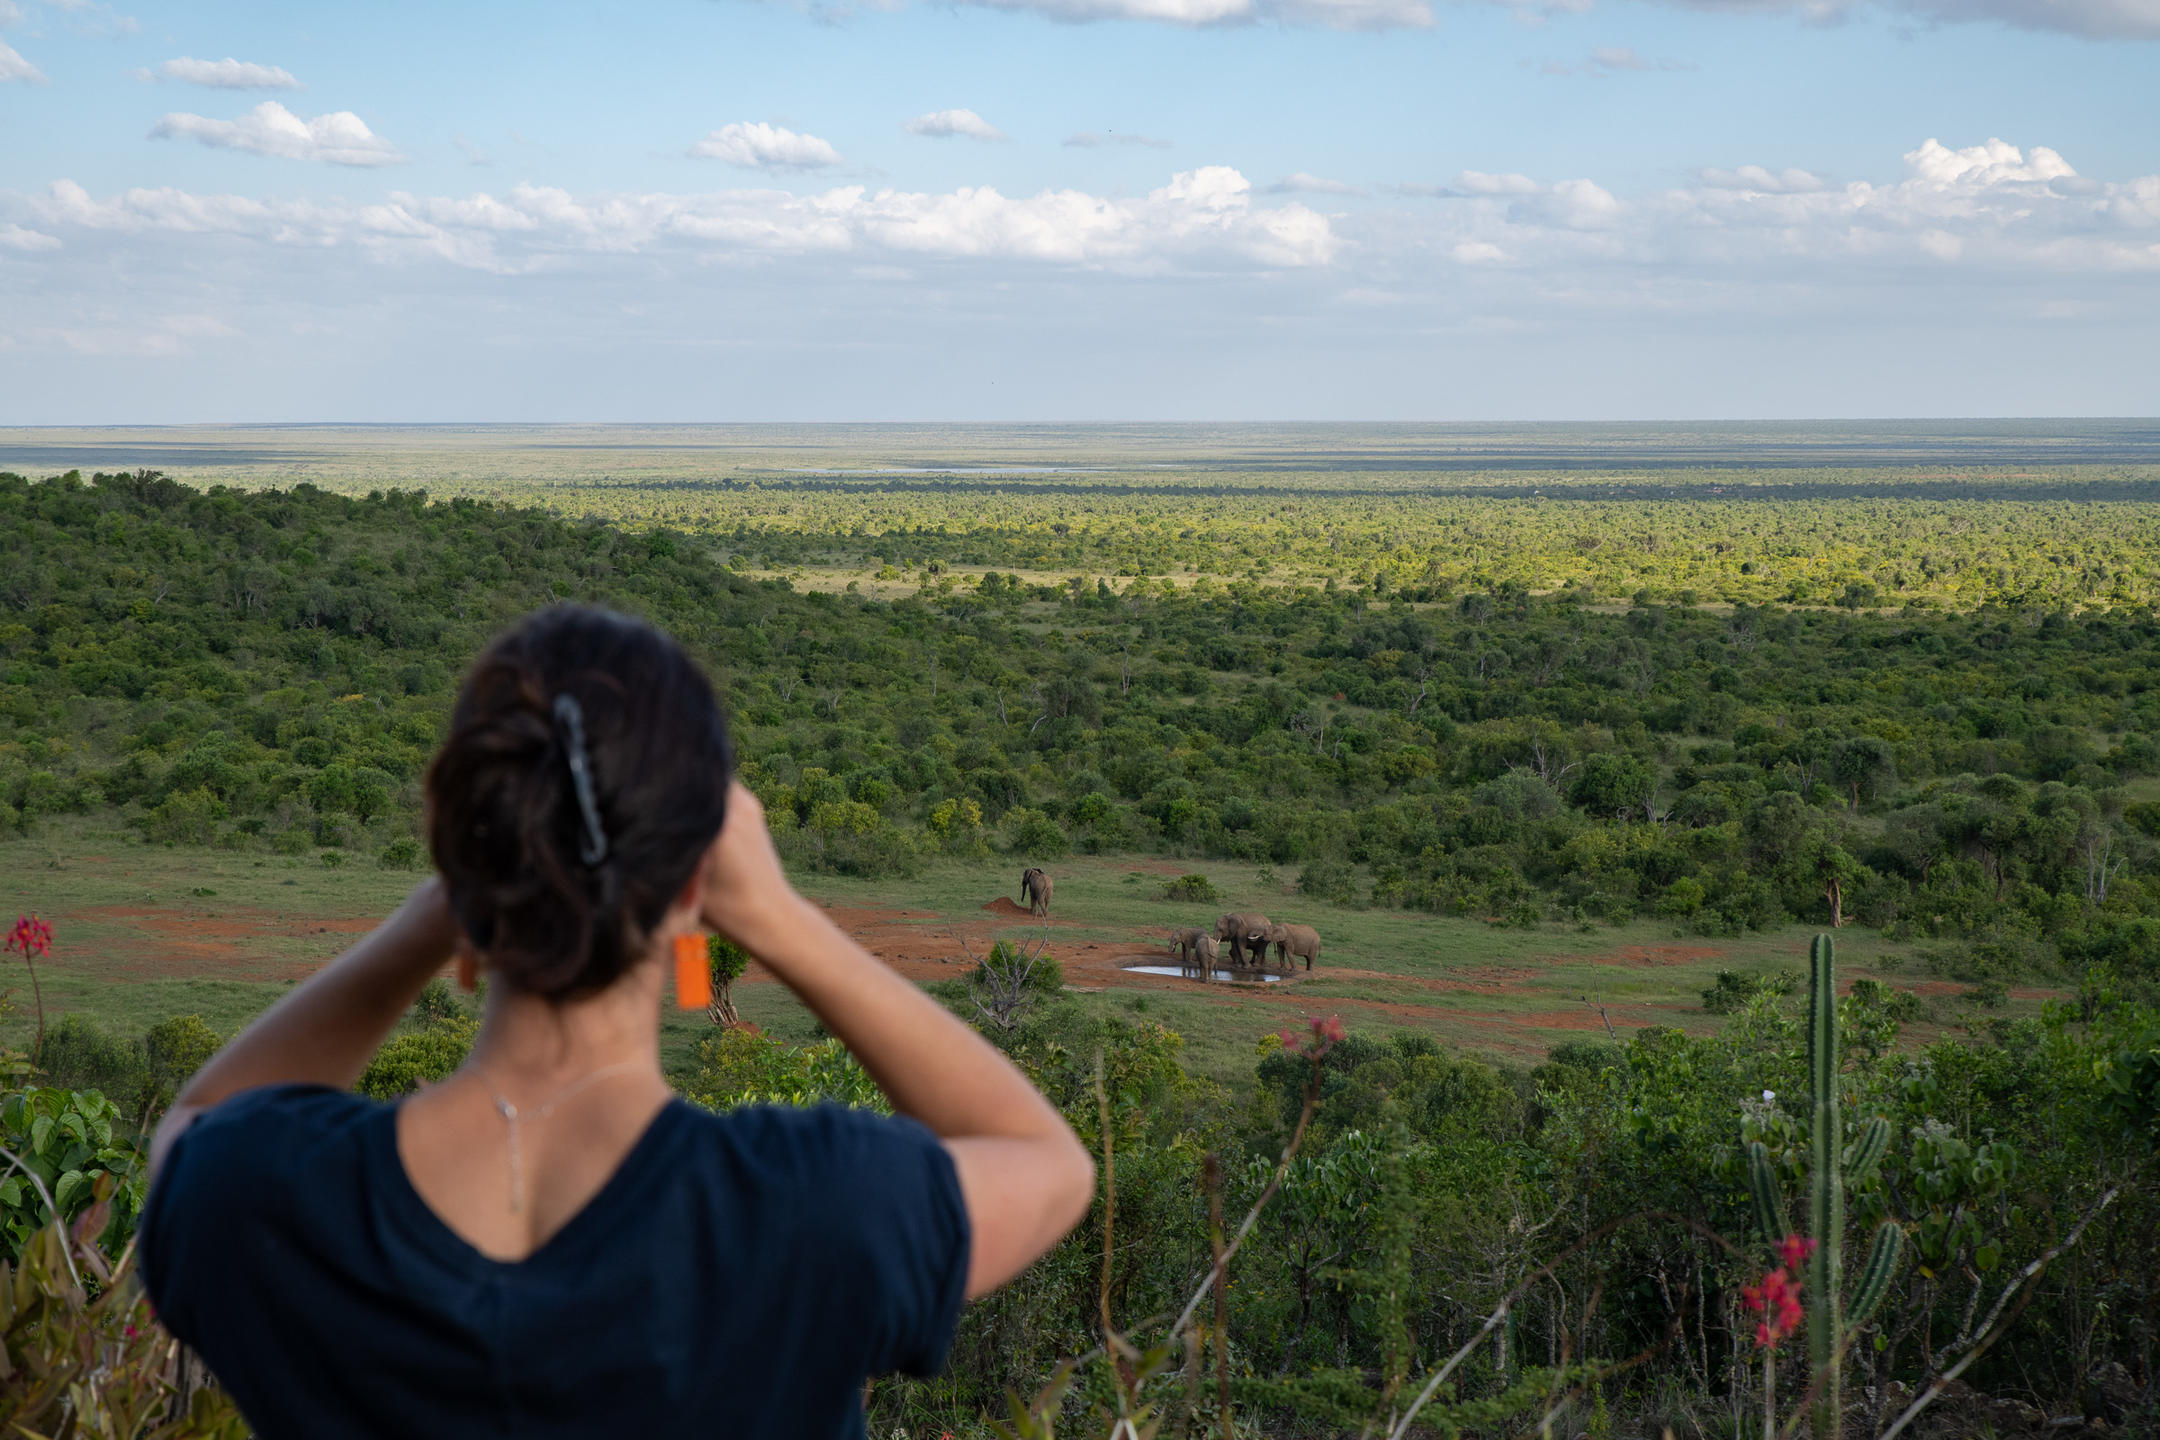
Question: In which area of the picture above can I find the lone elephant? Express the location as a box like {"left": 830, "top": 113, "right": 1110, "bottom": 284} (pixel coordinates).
{"left": 1214, "top": 911, "right": 1271, "bottom": 967}
{"left": 1020, "top": 867, "right": 1053, "bottom": 918}
{"left": 1275, "top": 922, "right": 1321, "bottom": 971}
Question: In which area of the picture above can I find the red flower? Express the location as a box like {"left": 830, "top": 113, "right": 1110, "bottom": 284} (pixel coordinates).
{"left": 1278, "top": 1015, "right": 1348, "bottom": 1056}
{"left": 1742, "top": 1257, "right": 1806, "bottom": 1350}
{"left": 5, "top": 915, "right": 52, "bottom": 960}
{"left": 1776, "top": 1234, "right": 1818, "bottom": 1274}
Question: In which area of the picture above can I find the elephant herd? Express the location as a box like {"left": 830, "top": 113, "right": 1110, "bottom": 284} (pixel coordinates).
{"left": 1009, "top": 870, "right": 1320, "bottom": 982}
{"left": 1170, "top": 912, "right": 1321, "bottom": 976}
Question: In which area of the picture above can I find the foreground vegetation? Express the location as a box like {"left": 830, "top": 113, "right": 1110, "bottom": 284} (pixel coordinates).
{"left": 3, "top": 458, "right": 2159, "bottom": 1435}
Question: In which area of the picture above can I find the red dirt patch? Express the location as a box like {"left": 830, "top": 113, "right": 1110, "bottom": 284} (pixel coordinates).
{"left": 980, "top": 896, "right": 1045, "bottom": 919}
{"left": 1588, "top": 944, "right": 1724, "bottom": 967}
{"left": 66, "top": 904, "right": 383, "bottom": 980}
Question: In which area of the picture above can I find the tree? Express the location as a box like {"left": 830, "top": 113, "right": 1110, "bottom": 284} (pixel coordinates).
{"left": 706, "top": 934, "right": 750, "bottom": 1028}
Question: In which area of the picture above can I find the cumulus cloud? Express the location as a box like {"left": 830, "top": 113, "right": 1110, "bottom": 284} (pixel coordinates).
{"left": 688, "top": 122, "right": 842, "bottom": 171}
{"left": 27, "top": 165, "right": 1339, "bottom": 275}
{"left": 1700, "top": 164, "right": 1825, "bottom": 192}
{"left": 0, "top": 222, "right": 60, "bottom": 251}
{"left": 905, "top": 108, "right": 1006, "bottom": 141}
{"left": 0, "top": 39, "right": 44, "bottom": 83}
{"left": 961, "top": 0, "right": 1431, "bottom": 29}
{"left": 1267, "top": 172, "right": 1366, "bottom": 196}
{"left": 1458, "top": 171, "right": 1541, "bottom": 196}
{"left": 151, "top": 102, "right": 404, "bottom": 166}
{"left": 1063, "top": 130, "right": 1173, "bottom": 149}
{"left": 154, "top": 56, "right": 302, "bottom": 89}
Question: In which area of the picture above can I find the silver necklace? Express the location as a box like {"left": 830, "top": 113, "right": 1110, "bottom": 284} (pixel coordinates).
{"left": 476, "top": 1060, "right": 644, "bottom": 1214}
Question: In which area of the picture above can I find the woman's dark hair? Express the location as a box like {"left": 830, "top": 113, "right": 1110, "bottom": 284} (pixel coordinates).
{"left": 426, "top": 605, "right": 731, "bottom": 999}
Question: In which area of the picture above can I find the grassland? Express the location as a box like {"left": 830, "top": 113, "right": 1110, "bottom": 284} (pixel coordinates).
{"left": 1, "top": 817, "right": 2045, "bottom": 1089}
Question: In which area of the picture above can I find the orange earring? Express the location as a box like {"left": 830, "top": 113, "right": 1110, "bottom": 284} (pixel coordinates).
{"left": 455, "top": 950, "right": 479, "bottom": 993}
{"left": 673, "top": 933, "right": 711, "bottom": 1011}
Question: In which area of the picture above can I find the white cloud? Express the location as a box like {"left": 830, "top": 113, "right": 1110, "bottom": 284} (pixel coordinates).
{"left": 0, "top": 222, "right": 60, "bottom": 251}
{"left": 1267, "top": 172, "right": 1366, "bottom": 196}
{"left": 151, "top": 102, "right": 404, "bottom": 166}
{"left": 688, "top": 122, "right": 842, "bottom": 171}
{"left": 1903, "top": 136, "right": 2075, "bottom": 186}
{"left": 905, "top": 108, "right": 1007, "bottom": 141}
{"left": 0, "top": 39, "right": 44, "bottom": 83}
{"left": 155, "top": 56, "right": 302, "bottom": 90}
{"left": 1063, "top": 130, "right": 1173, "bottom": 149}
{"left": 26, "top": 165, "right": 1339, "bottom": 274}
{"left": 1453, "top": 240, "right": 1507, "bottom": 263}
{"left": 1700, "top": 164, "right": 1825, "bottom": 192}
{"left": 1458, "top": 171, "right": 1541, "bottom": 196}
{"left": 962, "top": 0, "right": 1431, "bottom": 28}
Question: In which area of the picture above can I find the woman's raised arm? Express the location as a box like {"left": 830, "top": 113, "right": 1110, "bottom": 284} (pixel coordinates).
{"left": 150, "top": 881, "right": 459, "bottom": 1177}
{"left": 697, "top": 784, "right": 1096, "bottom": 1298}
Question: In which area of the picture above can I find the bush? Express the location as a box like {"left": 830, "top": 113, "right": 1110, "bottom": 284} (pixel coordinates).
{"left": 1701, "top": 968, "right": 1799, "bottom": 1014}
{"left": 1004, "top": 807, "right": 1071, "bottom": 861}
{"left": 144, "top": 786, "right": 225, "bottom": 846}
{"left": 1162, "top": 873, "right": 1220, "bottom": 904}
{"left": 34, "top": 1016, "right": 145, "bottom": 1113}
{"left": 677, "top": 1027, "right": 886, "bottom": 1112}
{"left": 1298, "top": 857, "right": 1358, "bottom": 906}
{"left": 356, "top": 1017, "right": 478, "bottom": 1100}
{"left": 379, "top": 836, "right": 424, "bottom": 870}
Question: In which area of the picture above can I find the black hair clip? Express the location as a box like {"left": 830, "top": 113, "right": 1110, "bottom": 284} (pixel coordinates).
{"left": 551, "top": 693, "right": 609, "bottom": 866}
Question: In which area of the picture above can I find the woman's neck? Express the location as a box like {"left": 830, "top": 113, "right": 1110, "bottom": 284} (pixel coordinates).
{"left": 465, "top": 965, "right": 666, "bottom": 1096}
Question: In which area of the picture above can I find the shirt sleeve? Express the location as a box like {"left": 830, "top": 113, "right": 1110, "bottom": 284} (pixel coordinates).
{"left": 139, "top": 1084, "right": 377, "bottom": 1344}
{"left": 777, "top": 1105, "right": 973, "bottom": 1379}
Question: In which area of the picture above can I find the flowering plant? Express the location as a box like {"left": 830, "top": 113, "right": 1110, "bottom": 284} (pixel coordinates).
{"left": 6, "top": 913, "right": 52, "bottom": 1055}
{"left": 1275, "top": 1014, "right": 1346, "bottom": 1056}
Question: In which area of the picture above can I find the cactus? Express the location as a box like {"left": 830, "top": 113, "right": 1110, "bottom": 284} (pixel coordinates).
{"left": 1807, "top": 933, "right": 1844, "bottom": 1439}
{"left": 1849, "top": 1221, "right": 1907, "bottom": 1328}
{"left": 1745, "top": 934, "right": 1909, "bottom": 1438}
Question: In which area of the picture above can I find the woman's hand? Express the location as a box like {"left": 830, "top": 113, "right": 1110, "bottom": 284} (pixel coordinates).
{"left": 695, "top": 782, "right": 802, "bottom": 946}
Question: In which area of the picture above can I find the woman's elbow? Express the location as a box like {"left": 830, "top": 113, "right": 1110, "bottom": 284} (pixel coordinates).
{"left": 1053, "top": 1132, "right": 1097, "bottom": 1233}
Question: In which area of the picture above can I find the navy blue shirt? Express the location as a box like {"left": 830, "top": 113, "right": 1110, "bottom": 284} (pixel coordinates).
{"left": 141, "top": 1086, "right": 970, "bottom": 1439}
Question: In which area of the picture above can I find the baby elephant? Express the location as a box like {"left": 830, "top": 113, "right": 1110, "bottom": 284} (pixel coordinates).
{"left": 1019, "top": 867, "right": 1053, "bottom": 918}
{"left": 1270, "top": 922, "right": 1321, "bottom": 971}
{"left": 1170, "top": 928, "right": 1219, "bottom": 972}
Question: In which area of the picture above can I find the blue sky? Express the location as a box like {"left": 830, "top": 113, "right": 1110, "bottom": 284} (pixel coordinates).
{"left": 1, "top": 0, "right": 2155, "bottom": 422}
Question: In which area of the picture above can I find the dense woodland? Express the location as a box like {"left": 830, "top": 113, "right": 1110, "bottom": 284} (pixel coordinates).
{"left": 3, "top": 467, "right": 2159, "bottom": 1437}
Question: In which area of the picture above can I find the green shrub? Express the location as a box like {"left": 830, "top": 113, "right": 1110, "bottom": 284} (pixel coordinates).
{"left": 34, "top": 1016, "right": 146, "bottom": 1113}
{"left": 677, "top": 1027, "right": 886, "bottom": 1112}
{"left": 0, "top": 1086, "right": 140, "bottom": 1258}
{"left": 356, "top": 1017, "right": 478, "bottom": 1100}
{"left": 379, "top": 836, "right": 424, "bottom": 870}
{"left": 1298, "top": 857, "right": 1358, "bottom": 906}
{"left": 1004, "top": 807, "right": 1071, "bottom": 861}
{"left": 144, "top": 786, "right": 225, "bottom": 846}
{"left": 1162, "top": 873, "right": 1220, "bottom": 903}
{"left": 1700, "top": 968, "right": 1800, "bottom": 1014}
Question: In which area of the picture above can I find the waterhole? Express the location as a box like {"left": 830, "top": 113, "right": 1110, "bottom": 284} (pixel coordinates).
{"left": 1122, "top": 963, "right": 1286, "bottom": 984}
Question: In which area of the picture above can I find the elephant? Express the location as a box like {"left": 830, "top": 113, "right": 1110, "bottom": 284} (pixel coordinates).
{"left": 1214, "top": 912, "right": 1271, "bottom": 967}
{"left": 1273, "top": 922, "right": 1322, "bottom": 971}
{"left": 1170, "top": 928, "right": 1219, "bottom": 974}
{"left": 1020, "top": 867, "right": 1053, "bottom": 918}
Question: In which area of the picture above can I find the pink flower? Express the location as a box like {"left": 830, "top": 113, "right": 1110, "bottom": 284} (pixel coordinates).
{"left": 5, "top": 915, "right": 52, "bottom": 960}
{"left": 1776, "top": 1234, "right": 1818, "bottom": 1274}
{"left": 1743, "top": 1255, "right": 1806, "bottom": 1351}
